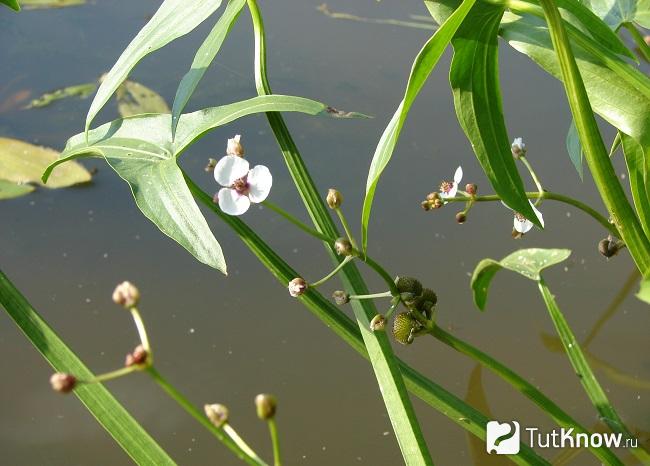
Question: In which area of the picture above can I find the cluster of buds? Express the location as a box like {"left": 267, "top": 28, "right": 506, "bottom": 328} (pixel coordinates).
{"left": 125, "top": 344, "right": 149, "bottom": 367}
{"left": 391, "top": 276, "right": 437, "bottom": 345}
{"left": 421, "top": 191, "right": 443, "bottom": 211}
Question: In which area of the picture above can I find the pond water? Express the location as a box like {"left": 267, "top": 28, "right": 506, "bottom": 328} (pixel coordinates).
{"left": 1, "top": 1, "right": 648, "bottom": 465}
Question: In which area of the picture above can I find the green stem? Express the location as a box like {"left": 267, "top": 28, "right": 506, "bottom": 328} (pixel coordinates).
{"left": 267, "top": 419, "right": 282, "bottom": 466}
{"left": 262, "top": 201, "right": 332, "bottom": 242}
{"left": 537, "top": 0, "right": 650, "bottom": 274}
{"left": 537, "top": 278, "right": 650, "bottom": 463}
{"left": 350, "top": 291, "right": 393, "bottom": 300}
{"left": 89, "top": 366, "right": 138, "bottom": 384}
{"left": 311, "top": 256, "right": 354, "bottom": 287}
{"left": 623, "top": 23, "right": 650, "bottom": 63}
{"left": 519, "top": 156, "right": 544, "bottom": 206}
{"left": 130, "top": 307, "right": 151, "bottom": 355}
{"left": 444, "top": 191, "right": 618, "bottom": 236}
{"left": 335, "top": 207, "right": 359, "bottom": 250}
{"left": 429, "top": 327, "right": 623, "bottom": 465}
{"left": 146, "top": 366, "right": 267, "bottom": 466}
{"left": 360, "top": 253, "right": 399, "bottom": 296}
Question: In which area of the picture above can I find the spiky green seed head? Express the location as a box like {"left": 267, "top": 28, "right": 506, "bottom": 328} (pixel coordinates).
{"left": 393, "top": 312, "right": 416, "bottom": 345}
{"left": 394, "top": 276, "right": 422, "bottom": 297}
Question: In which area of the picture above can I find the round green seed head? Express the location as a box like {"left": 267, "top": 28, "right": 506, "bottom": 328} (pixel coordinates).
{"left": 393, "top": 312, "right": 416, "bottom": 345}
{"left": 394, "top": 276, "right": 423, "bottom": 296}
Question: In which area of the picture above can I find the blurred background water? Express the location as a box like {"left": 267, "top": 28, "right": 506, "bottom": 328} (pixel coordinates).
{"left": 0, "top": 1, "right": 648, "bottom": 464}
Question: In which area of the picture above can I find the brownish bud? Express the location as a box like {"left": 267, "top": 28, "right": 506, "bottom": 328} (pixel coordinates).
{"left": 50, "top": 373, "right": 76, "bottom": 394}
{"left": 125, "top": 345, "right": 149, "bottom": 367}
{"left": 326, "top": 189, "right": 343, "bottom": 209}
{"left": 334, "top": 237, "right": 354, "bottom": 256}
{"left": 332, "top": 290, "right": 350, "bottom": 305}
{"left": 421, "top": 200, "right": 431, "bottom": 211}
{"left": 288, "top": 278, "right": 308, "bottom": 297}
{"left": 370, "top": 314, "right": 386, "bottom": 332}
{"left": 255, "top": 394, "right": 277, "bottom": 420}
{"left": 226, "top": 134, "right": 244, "bottom": 157}
{"left": 598, "top": 237, "right": 621, "bottom": 258}
{"left": 465, "top": 183, "right": 477, "bottom": 195}
{"left": 455, "top": 212, "right": 467, "bottom": 224}
{"left": 204, "top": 403, "right": 229, "bottom": 427}
{"left": 204, "top": 158, "right": 217, "bottom": 172}
{"left": 112, "top": 281, "right": 140, "bottom": 309}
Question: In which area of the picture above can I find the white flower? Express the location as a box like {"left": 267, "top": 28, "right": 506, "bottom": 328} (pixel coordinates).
{"left": 213, "top": 155, "right": 272, "bottom": 216}
{"left": 511, "top": 137, "right": 526, "bottom": 158}
{"left": 439, "top": 166, "right": 463, "bottom": 200}
{"left": 288, "top": 278, "right": 307, "bottom": 297}
{"left": 503, "top": 200, "right": 544, "bottom": 235}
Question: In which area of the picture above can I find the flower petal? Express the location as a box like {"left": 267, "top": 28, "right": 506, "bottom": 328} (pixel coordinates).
{"left": 447, "top": 183, "right": 458, "bottom": 198}
{"left": 218, "top": 188, "right": 251, "bottom": 216}
{"left": 453, "top": 166, "right": 463, "bottom": 184}
{"left": 214, "top": 155, "right": 249, "bottom": 187}
{"left": 247, "top": 165, "right": 273, "bottom": 203}
{"left": 514, "top": 216, "right": 534, "bottom": 234}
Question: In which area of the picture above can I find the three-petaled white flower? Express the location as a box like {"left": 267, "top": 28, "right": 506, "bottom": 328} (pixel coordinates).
{"left": 503, "top": 200, "right": 544, "bottom": 235}
{"left": 439, "top": 166, "right": 463, "bottom": 200}
{"left": 213, "top": 155, "right": 272, "bottom": 216}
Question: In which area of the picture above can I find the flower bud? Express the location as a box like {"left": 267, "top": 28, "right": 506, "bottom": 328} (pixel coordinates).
{"left": 455, "top": 212, "right": 467, "bottom": 224}
{"left": 645, "top": 35, "right": 650, "bottom": 46}
{"left": 416, "top": 288, "right": 437, "bottom": 318}
{"left": 125, "top": 344, "right": 149, "bottom": 367}
{"left": 598, "top": 237, "right": 621, "bottom": 258}
{"left": 370, "top": 314, "right": 386, "bottom": 332}
{"left": 332, "top": 290, "right": 350, "bottom": 305}
{"left": 465, "top": 183, "right": 477, "bottom": 195}
{"left": 112, "top": 281, "right": 140, "bottom": 309}
{"left": 334, "top": 237, "right": 353, "bottom": 256}
{"left": 204, "top": 158, "right": 217, "bottom": 172}
{"left": 255, "top": 393, "right": 277, "bottom": 420}
{"left": 511, "top": 137, "right": 526, "bottom": 159}
{"left": 204, "top": 403, "right": 229, "bottom": 427}
{"left": 394, "top": 276, "right": 423, "bottom": 297}
{"left": 288, "top": 278, "right": 308, "bottom": 297}
{"left": 326, "top": 188, "right": 343, "bottom": 209}
{"left": 226, "top": 134, "right": 244, "bottom": 157}
{"left": 50, "top": 373, "right": 76, "bottom": 394}
{"left": 392, "top": 313, "right": 416, "bottom": 345}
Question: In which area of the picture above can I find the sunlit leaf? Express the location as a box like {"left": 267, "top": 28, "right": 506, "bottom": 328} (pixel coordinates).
{"left": 450, "top": 2, "right": 541, "bottom": 229}
{"left": 0, "top": 179, "right": 34, "bottom": 200}
{"left": 171, "top": 0, "right": 246, "bottom": 138}
{"left": 0, "top": 137, "right": 91, "bottom": 189}
{"left": 566, "top": 120, "right": 583, "bottom": 180}
{"left": 621, "top": 133, "right": 650, "bottom": 237}
{"left": 361, "top": 0, "right": 476, "bottom": 252}
{"left": 1, "top": 0, "right": 20, "bottom": 11}
{"left": 20, "top": 0, "right": 85, "bottom": 9}
{"left": 582, "top": 0, "right": 650, "bottom": 29}
{"left": 116, "top": 80, "right": 170, "bottom": 117}
{"left": 26, "top": 82, "right": 97, "bottom": 109}
{"left": 85, "top": 0, "right": 225, "bottom": 133}
{"left": 471, "top": 248, "right": 571, "bottom": 309}
{"left": 46, "top": 95, "right": 361, "bottom": 274}
{"left": 636, "top": 277, "right": 650, "bottom": 304}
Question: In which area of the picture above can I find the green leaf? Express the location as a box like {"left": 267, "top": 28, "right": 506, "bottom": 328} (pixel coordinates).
{"left": 0, "top": 137, "right": 91, "bottom": 189}
{"left": 26, "top": 82, "right": 97, "bottom": 109}
{"left": 471, "top": 248, "right": 571, "bottom": 309}
{"left": 171, "top": 0, "right": 246, "bottom": 138}
{"left": 636, "top": 277, "right": 650, "bottom": 304}
{"left": 0, "top": 269, "right": 176, "bottom": 466}
{"left": 20, "top": 0, "right": 84, "bottom": 8}
{"left": 361, "top": 0, "right": 476, "bottom": 253}
{"left": 1, "top": 0, "right": 20, "bottom": 11}
{"left": 450, "top": 2, "right": 541, "bottom": 229}
{"left": 621, "top": 132, "right": 650, "bottom": 238}
{"left": 116, "top": 80, "right": 170, "bottom": 117}
{"left": 0, "top": 179, "right": 34, "bottom": 199}
{"left": 582, "top": 0, "right": 650, "bottom": 28}
{"left": 85, "top": 0, "right": 225, "bottom": 134}
{"left": 565, "top": 120, "right": 583, "bottom": 180}
{"left": 46, "top": 95, "right": 358, "bottom": 273}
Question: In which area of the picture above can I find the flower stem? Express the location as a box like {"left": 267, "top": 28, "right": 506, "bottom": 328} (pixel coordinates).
{"left": 89, "top": 366, "right": 138, "bottom": 384}
{"left": 267, "top": 418, "right": 282, "bottom": 466}
{"left": 349, "top": 291, "right": 393, "bottom": 300}
{"left": 146, "top": 366, "right": 267, "bottom": 466}
{"left": 130, "top": 307, "right": 152, "bottom": 356}
{"left": 262, "top": 201, "right": 332, "bottom": 242}
{"left": 622, "top": 22, "right": 650, "bottom": 62}
{"left": 311, "top": 256, "right": 354, "bottom": 287}
{"left": 335, "top": 207, "right": 359, "bottom": 250}
{"left": 519, "top": 156, "right": 544, "bottom": 206}
{"left": 444, "top": 191, "right": 618, "bottom": 237}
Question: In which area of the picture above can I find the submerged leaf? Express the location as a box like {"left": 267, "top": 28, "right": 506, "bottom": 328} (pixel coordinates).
{"left": 471, "top": 248, "right": 571, "bottom": 309}
{"left": 0, "top": 137, "right": 91, "bottom": 189}
{"left": 20, "top": 0, "right": 85, "bottom": 9}
{"left": 0, "top": 179, "right": 34, "bottom": 200}
{"left": 26, "top": 82, "right": 97, "bottom": 109}
{"left": 116, "top": 80, "right": 170, "bottom": 117}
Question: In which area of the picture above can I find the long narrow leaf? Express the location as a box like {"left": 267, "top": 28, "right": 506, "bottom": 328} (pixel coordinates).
{"left": 1, "top": 0, "right": 20, "bottom": 11}
{"left": 361, "top": 0, "right": 475, "bottom": 253}
{"left": 0, "top": 270, "right": 176, "bottom": 466}
{"left": 622, "top": 132, "right": 650, "bottom": 238}
{"left": 85, "top": 0, "right": 225, "bottom": 133}
{"left": 171, "top": 0, "right": 247, "bottom": 138}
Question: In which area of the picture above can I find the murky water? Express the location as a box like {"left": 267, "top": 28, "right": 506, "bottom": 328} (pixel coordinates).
{"left": 1, "top": 1, "right": 648, "bottom": 465}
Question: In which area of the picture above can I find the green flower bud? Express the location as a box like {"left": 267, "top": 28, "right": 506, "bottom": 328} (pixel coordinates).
{"left": 255, "top": 394, "right": 277, "bottom": 420}
{"left": 394, "top": 276, "right": 423, "bottom": 297}
{"left": 370, "top": 314, "right": 386, "bottom": 332}
{"left": 204, "top": 403, "right": 229, "bottom": 427}
{"left": 332, "top": 290, "right": 350, "bottom": 305}
{"left": 326, "top": 189, "right": 343, "bottom": 209}
{"left": 334, "top": 237, "right": 353, "bottom": 256}
{"left": 392, "top": 312, "right": 416, "bottom": 345}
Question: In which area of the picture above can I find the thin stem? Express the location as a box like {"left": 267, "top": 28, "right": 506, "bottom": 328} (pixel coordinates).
{"left": 335, "top": 207, "right": 359, "bottom": 250}
{"left": 262, "top": 201, "right": 332, "bottom": 242}
{"left": 130, "top": 307, "right": 151, "bottom": 354}
{"left": 519, "top": 156, "right": 544, "bottom": 206}
{"left": 443, "top": 191, "right": 618, "bottom": 236}
{"left": 622, "top": 22, "right": 650, "bottom": 62}
{"left": 89, "top": 366, "right": 138, "bottom": 384}
{"left": 310, "top": 256, "right": 354, "bottom": 287}
{"left": 223, "top": 424, "right": 265, "bottom": 463}
{"left": 358, "top": 253, "right": 399, "bottom": 296}
{"left": 267, "top": 418, "right": 282, "bottom": 466}
{"left": 146, "top": 366, "right": 267, "bottom": 466}
{"left": 350, "top": 291, "right": 393, "bottom": 300}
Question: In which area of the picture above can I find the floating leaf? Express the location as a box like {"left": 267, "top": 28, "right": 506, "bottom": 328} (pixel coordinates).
{"left": 20, "top": 0, "right": 85, "bottom": 9}
{"left": 26, "top": 82, "right": 97, "bottom": 109}
{"left": 316, "top": 3, "right": 437, "bottom": 30}
{"left": 471, "top": 248, "right": 571, "bottom": 309}
{"left": 116, "top": 80, "right": 170, "bottom": 117}
{"left": 565, "top": 120, "right": 584, "bottom": 180}
{"left": 0, "top": 137, "right": 91, "bottom": 189}
{"left": 636, "top": 277, "right": 650, "bottom": 304}
{"left": 0, "top": 179, "right": 34, "bottom": 200}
